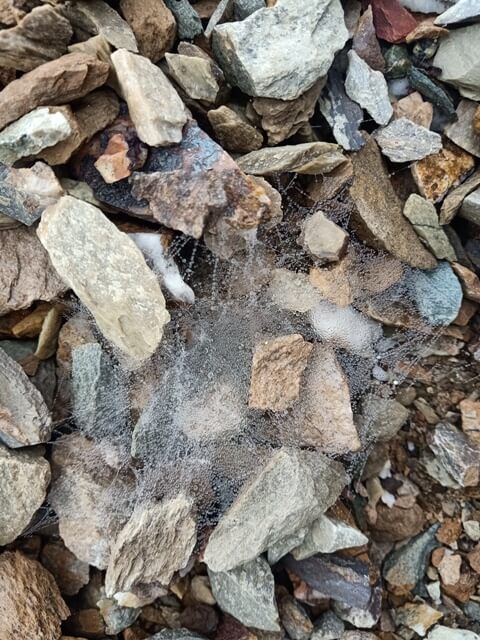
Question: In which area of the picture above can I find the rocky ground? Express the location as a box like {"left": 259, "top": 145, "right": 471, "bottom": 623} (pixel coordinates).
{"left": 1, "top": 0, "right": 480, "bottom": 639}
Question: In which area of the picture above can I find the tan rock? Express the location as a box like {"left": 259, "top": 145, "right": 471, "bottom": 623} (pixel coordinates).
{"left": 405, "top": 17, "right": 448, "bottom": 43}
{"left": 11, "top": 303, "right": 51, "bottom": 338}
{"left": 454, "top": 299, "right": 478, "bottom": 327}
{"left": 460, "top": 399, "right": 480, "bottom": 447}
{"left": 0, "top": 551, "right": 69, "bottom": 639}
{"left": 299, "top": 210, "right": 348, "bottom": 263}
{"left": 438, "top": 551, "right": 462, "bottom": 585}
{"left": 396, "top": 602, "right": 443, "bottom": 636}
{"left": 393, "top": 92, "right": 433, "bottom": 128}
{"left": 309, "top": 261, "right": 353, "bottom": 307}
{"left": 166, "top": 51, "right": 225, "bottom": 105}
{"left": 120, "top": 0, "right": 175, "bottom": 62}
{"left": 208, "top": 105, "right": 263, "bottom": 153}
{"left": 41, "top": 540, "right": 90, "bottom": 596}
{"left": 37, "top": 195, "right": 169, "bottom": 363}
{"left": 69, "top": 33, "right": 112, "bottom": 67}
{"left": 35, "top": 304, "right": 64, "bottom": 360}
{"left": 0, "top": 52, "right": 109, "bottom": 131}
{"left": 237, "top": 142, "right": 346, "bottom": 176}
{"left": 248, "top": 334, "right": 313, "bottom": 412}
{"left": 452, "top": 262, "right": 480, "bottom": 303}
{"left": 94, "top": 133, "right": 132, "bottom": 183}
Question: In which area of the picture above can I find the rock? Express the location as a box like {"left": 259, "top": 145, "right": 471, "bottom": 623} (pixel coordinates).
{"left": 405, "top": 17, "right": 448, "bottom": 42}
{"left": 369, "top": 502, "right": 425, "bottom": 542}
{"left": 292, "top": 515, "right": 367, "bottom": 559}
{"left": 349, "top": 135, "right": 437, "bottom": 269}
{"left": 375, "top": 117, "right": 442, "bottom": 162}
{"left": 383, "top": 524, "right": 439, "bottom": 588}
{"left": 151, "top": 631, "right": 207, "bottom": 640}
{"left": 309, "top": 261, "right": 353, "bottom": 307}
{"left": 62, "top": 0, "right": 138, "bottom": 52}
{"left": 0, "top": 347, "right": 52, "bottom": 447}
{"left": 0, "top": 5, "right": 73, "bottom": 72}
{"left": 440, "top": 170, "right": 480, "bottom": 224}
{"left": 371, "top": 0, "right": 417, "bottom": 42}
{"left": 408, "top": 261, "right": 463, "bottom": 326}
{"left": 0, "top": 551, "right": 69, "bottom": 639}
{"left": 0, "top": 161, "right": 63, "bottom": 225}
{"left": 452, "top": 262, "right": 480, "bottom": 302}
{"left": 237, "top": 142, "right": 346, "bottom": 176}
{"left": 393, "top": 92, "right": 433, "bottom": 127}
{"left": 399, "top": 0, "right": 457, "bottom": 11}
{"left": 460, "top": 399, "right": 480, "bottom": 446}
{"left": 433, "top": 24, "right": 480, "bottom": 100}
{"left": 41, "top": 540, "right": 90, "bottom": 596}
{"left": 435, "top": 0, "right": 480, "bottom": 25}
{"left": 248, "top": 334, "right": 313, "bottom": 412}
{"left": 119, "top": 0, "right": 175, "bottom": 62}
{"left": 352, "top": 6, "right": 385, "bottom": 71}
{"left": 111, "top": 49, "right": 187, "bottom": 147}
{"left": 212, "top": 0, "right": 348, "bottom": 100}
{"left": 37, "top": 195, "right": 169, "bottom": 363}
{"left": 445, "top": 100, "right": 480, "bottom": 158}
{"left": 166, "top": 52, "right": 224, "bottom": 105}
{"left": 203, "top": 448, "right": 348, "bottom": 572}
{"left": 0, "top": 444, "right": 50, "bottom": 544}
{"left": 207, "top": 105, "right": 263, "bottom": 153}
{"left": 35, "top": 304, "right": 63, "bottom": 361}
{"left": 345, "top": 51, "right": 392, "bottom": 125}
{"left": 437, "top": 550, "right": 462, "bottom": 585}
{"left": 340, "top": 634, "right": 379, "bottom": 640}
{"left": 403, "top": 194, "right": 456, "bottom": 260}
{"left": 408, "top": 66, "right": 456, "bottom": 118}
{"left": 360, "top": 396, "right": 409, "bottom": 442}
{"left": 430, "top": 422, "right": 480, "bottom": 486}
{"left": 311, "top": 611, "right": 345, "bottom": 639}
{"left": 428, "top": 626, "right": 480, "bottom": 640}
{"left": 412, "top": 142, "right": 475, "bottom": 203}
{"left": 460, "top": 186, "right": 480, "bottom": 225}
{"left": 105, "top": 496, "right": 196, "bottom": 601}
{"left": 163, "top": 0, "right": 203, "bottom": 40}
{"left": 208, "top": 557, "right": 279, "bottom": 632}
{"left": 268, "top": 268, "right": 322, "bottom": 313}
{"left": 0, "top": 52, "right": 109, "bottom": 131}
{"left": 234, "top": 0, "right": 266, "bottom": 19}
{"left": 64, "top": 609, "right": 105, "bottom": 638}
{"left": 98, "top": 597, "right": 140, "bottom": 635}
{"left": 396, "top": 603, "right": 443, "bottom": 637}
{"left": 278, "top": 593, "right": 313, "bottom": 640}
{"left": 299, "top": 211, "right": 348, "bottom": 263}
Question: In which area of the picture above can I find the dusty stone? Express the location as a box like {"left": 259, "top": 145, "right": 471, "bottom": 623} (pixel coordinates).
{"left": 393, "top": 91, "right": 433, "bottom": 128}
{"left": 445, "top": 100, "right": 480, "bottom": 158}
{"left": 299, "top": 211, "right": 348, "bottom": 263}
{"left": 0, "top": 551, "right": 69, "bottom": 640}
{"left": 396, "top": 603, "right": 442, "bottom": 637}
{"left": 371, "top": 0, "right": 417, "bottom": 43}
{"left": 0, "top": 52, "right": 109, "bottom": 131}
{"left": 111, "top": 49, "right": 187, "bottom": 147}
{"left": 403, "top": 194, "right": 456, "bottom": 260}
{"left": 434, "top": 24, "right": 480, "bottom": 100}
{"left": 41, "top": 540, "right": 90, "bottom": 596}
{"left": 292, "top": 515, "right": 367, "bottom": 559}
{"left": 166, "top": 52, "right": 224, "bottom": 105}
{"left": 0, "top": 161, "right": 63, "bottom": 225}
{"left": 268, "top": 268, "right": 323, "bottom": 313}
{"left": 237, "top": 142, "right": 346, "bottom": 176}
{"left": 440, "top": 170, "right": 480, "bottom": 224}
{"left": 212, "top": 0, "right": 348, "bottom": 100}
{"left": 345, "top": 50, "right": 392, "bottom": 126}
{"left": 353, "top": 6, "right": 384, "bottom": 71}
{"left": 350, "top": 136, "right": 437, "bottom": 269}
{"left": 408, "top": 261, "right": 463, "bottom": 326}
{"left": 120, "top": 0, "right": 175, "bottom": 62}
{"left": 460, "top": 399, "right": 480, "bottom": 446}
{"left": 383, "top": 524, "right": 439, "bottom": 588}
{"left": 248, "top": 334, "right": 313, "bottom": 411}
{"left": 0, "top": 5, "right": 72, "bottom": 72}
{"left": 208, "top": 105, "right": 263, "bottom": 153}
{"left": 37, "top": 195, "right": 169, "bottom": 363}
{"left": 105, "top": 496, "right": 196, "bottom": 600}
{"left": 430, "top": 423, "right": 480, "bottom": 487}
{"left": 375, "top": 117, "right": 442, "bottom": 162}
{"left": 209, "top": 557, "right": 280, "bottom": 631}
{"left": 62, "top": 0, "right": 138, "bottom": 52}
{"left": 164, "top": 0, "right": 203, "bottom": 40}
{"left": 203, "top": 447, "right": 348, "bottom": 572}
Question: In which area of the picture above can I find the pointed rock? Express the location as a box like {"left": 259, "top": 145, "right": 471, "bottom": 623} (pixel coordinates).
{"left": 237, "top": 142, "right": 346, "bottom": 176}
{"left": 345, "top": 50, "right": 392, "bottom": 125}
{"left": 445, "top": 99, "right": 480, "bottom": 158}
{"left": 403, "top": 194, "right": 456, "bottom": 260}
{"left": 292, "top": 515, "right": 368, "bottom": 559}
{"left": 433, "top": 24, "right": 480, "bottom": 100}
{"left": 353, "top": 5, "right": 385, "bottom": 71}
{"left": 435, "top": 0, "right": 480, "bottom": 26}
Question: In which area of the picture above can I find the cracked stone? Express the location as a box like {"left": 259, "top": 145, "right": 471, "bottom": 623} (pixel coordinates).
{"left": 403, "top": 194, "right": 456, "bottom": 260}
{"left": 375, "top": 117, "right": 442, "bottom": 162}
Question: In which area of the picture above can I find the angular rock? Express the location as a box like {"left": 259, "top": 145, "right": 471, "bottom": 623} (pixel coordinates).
{"left": 0, "top": 52, "right": 109, "bottom": 131}
{"left": 237, "top": 142, "right": 346, "bottom": 176}
{"left": 41, "top": 540, "right": 90, "bottom": 596}
{"left": 383, "top": 524, "right": 439, "bottom": 589}
{"left": 248, "top": 334, "right": 313, "bottom": 412}
{"left": 292, "top": 515, "right": 367, "bottom": 560}
{"left": 430, "top": 422, "right": 480, "bottom": 487}
{"left": 164, "top": 0, "right": 203, "bottom": 40}
{"left": 105, "top": 496, "right": 196, "bottom": 600}
{"left": 349, "top": 135, "right": 437, "bottom": 269}
{"left": 353, "top": 6, "right": 385, "bottom": 71}
{"left": 405, "top": 16, "right": 448, "bottom": 42}
{"left": 0, "top": 444, "right": 50, "bottom": 544}
{"left": 399, "top": 0, "right": 457, "bottom": 12}
{"left": 375, "top": 117, "right": 442, "bottom": 162}
{"left": 407, "top": 261, "right": 463, "bottom": 326}
{"left": 433, "top": 24, "right": 480, "bottom": 100}
{"left": 460, "top": 399, "right": 480, "bottom": 446}
{"left": 460, "top": 186, "right": 480, "bottom": 225}
{"left": 445, "top": 100, "right": 480, "bottom": 158}
{"left": 0, "top": 551, "right": 69, "bottom": 640}
{"left": 440, "top": 170, "right": 480, "bottom": 224}
{"left": 203, "top": 447, "right": 348, "bottom": 572}
{"left": 393, "top": 91, "right": 433, "bottom": 127}
{"left": 278, "top": 592, "right": 313, "bottom": 640}
{"left": 345, "top": 50, "right": 392, "bottom": 126}
{"left": 111, "top": 49, "right": 187, "bottom": 147}
{"left": 37, "top": 195, "right": 170, "bottom": 363}
{"left": 360, "top": 396, "right": 409, "bottom": 443}
{"left": 119, "top": 0, "right": 175, "bottom": 62}
{"left": 396, "top": 603, "right": 443, "bottom": 637}
{"left": 207, "top": 105, "right": 264, "bottom": 153}
{"left": 98, "top": 597, "right": 140, "bottom": 635}
{"left": 299, "top": 211, "right": 348, "bottom": 263}
{"left": 452, "top": 262, "right": 480, "bottom": 302}
{"left": 62, "top": 0, "right": 138, "bottom": 52}
{"left": 435, "top": 0, "right": 480, "bottom": 25}
{"left": 0, "top": 161, "right": 63, "bottom": 225}
{"left": 208, "top": 557, "right": 280, "bottom": 632}
{"left": 166, "top": 52, "right": 224, "bottom": 105}
{"left": 311, "top": 611, "right": 345, "bottom": 639}
{"left": 234, "top": 0, "right": 266, "bottom": 19}
{"left": 35, "top": 303, "right": 63, "bottom": 360}
{"left": 371, "top": 0, "right": 417, "bottom": 43}
{"left": 403, "top": 193, "right": 456, "bottom": 260}
{"left": 212, "top": 0, "right": 348, "bottom": 100}
{"left": 428, "top": 627, "right": 480, "bottom": 640}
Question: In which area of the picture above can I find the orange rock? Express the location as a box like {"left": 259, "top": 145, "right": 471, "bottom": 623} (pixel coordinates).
{"left": 474, "top": 105, "right": 480, "bottom": 136}
{"left": 406, "top": 17, "right": 448, "bottom": 43}
{"left": 94, "top": 133, "right": 132, "bottom": 184}
{"left": 452, "top": 262, "right": 480, "bottom": 303}
{"left": 436, "top": 518, "right": 462, "bottom": 546}
{"left": 460, "top": 399, "right": 480, "bottom": 447}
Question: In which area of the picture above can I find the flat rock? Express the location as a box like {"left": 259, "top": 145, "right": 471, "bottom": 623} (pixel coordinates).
{"left": 349, "top": 135, "right": 437, "bottom": 269}
{"left": 433, "top": 24, "right": 480, "bottom": 100}
{"left": 207, "top": 105, "right": 264, "bottom": 153}
{"left": 452, "top": 262, "right": 480, "bottom": 302}
{"left": 371, "top": 0, "right": 417, "bottom": 43}
{"left": 212, "top": 0, "right": 348, "bottom": 100}
{"left": 435, "top": 0, "right": 480, "bottom": 25}
{"left": 403, "top": 193, "right": 456, "bottom": 260}
{"left": 396, "top": 603, "right": 442, "bottom": 637}
{"left": 299, "top": 211, "right": 348, "bottom": 263}
{"left": 41, "top": 540, "right": 90, "bottom": 597}
{"left": 203, "top": 447, "right": 348, "bottom": 572}
{"left": 383, "top": 524, "right": 439, "bottom": 589}
{"left": 209, "top": 557, "right": 280, "bottom": 631}
{"left": 0, "top": 444, "right": 50, "bottom": 545}
{"left": 445, "top": 100, "right": 480, "bottom": 158}
{"left": 460, "top": 187, "right": 480, "bottom": 225}
{"left": 0, "top": 551, "right": 69, "bottom": 640}
{"left": 393, "top": 91, "right": 433, "bottom": 128}
{"left": 120, "top": 0, "right": 175, "bottom": 62}
{"left": 237, "top": 142, "right": 346, "bottom": 176}
{"left": 164, "top": 0, "right": 203, "bottom": 40}
{"left": 428, "top": 625, "right": 480, "bottom": 640}
{"left": 0, "top": 52, "right": 109, "bottom": 131}
{"left": 440, "top": 170, "right": 480, "bottom": 223}
{"left": 166, "top": 52, "right": 224, "bottom": 105}
{"left": 407, "top": 261, "right": 463, "bottom": 325}
{"left": 111, "top": 49, "right": 187, "bottom": 147}
{"left": 0, "top": 347, "right": 52, "bottom": 447}
{"left": 353, "top": 5, "right": 385, "bottom": 71}
{"left": 292, "top": 515, "right": 368, "bottom": 559}
{"left": 37, "top": 195, "right": 169, "bottom": 363}
{"left": 430, "top": 422, "right": 480, "bottom": 486}
{"left": 375, "top": 117, "right": 442, "bottom": 162}
{"left": 345, "top": 50, "right": 392, "bottom": 125}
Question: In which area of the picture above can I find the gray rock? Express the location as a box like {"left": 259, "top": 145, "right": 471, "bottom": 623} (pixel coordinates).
{"left": 399, "top": 0, "right": 458, "bottom": 12}
{"left": 268, "top": 529, "right": 308, "bottom": 565}
{"left": 165, "top": 53, "right": 224, "bottom": 105}
{"left": 292, "top": 515, "right": 368, "bottom": 559}
{"left": 97, "top": 597, "right": 140, "bottom": 635}
{"left": 208, "top": 557, "right": 280, "bottom": 631}
{"left": 434, "top": 24, "right": 480, "bottom": 100}
{"left": 383, "top": 524, "right": 439, "bottom": 588}
{"left": 151, "top": 630, "right": 207, "bottom": 640}
{"left": 445, "top": 100, "right": 480, "bottom": 157}
{"left": 435, "top": 0, "right": 480, "bottom": 25}
{"left": 163, "top": 0, "right": 203, "bottom": 40}
{"left": 208, "top": 105, "right": 264, "bottom": 153}
{"left": 460, "top": 187, "right": 480, "bottom": 225}
{"left": 278, "top": 593, "right": 313, "bottom": 640}
{"left": 299, "top": 211, "right": 349, "bottom": 263}
{"left": 345, "top": 50, "right": 392, "bottom": 126}
{"left": 403, "top": 194, "right": 456, "bottom": 261}
{"left": 205, "top": 0, "right": 235, "bottom": 38}
{"left": 427, "top": 626, "right": 480, "bottom": 640}
{"left": 0, "top": 347, "right": 52, "bottom": 448}
{"left": 408, "top": 261, "right": 463, "bottom": 326}
{"left": 234, "top": 0, "right": 266, "bottom": 20}
{"left": 375, "top": 118, "right": 442, "bottom": 162}
{"left": 237, "top": 142, "right": 346, "bottom": 176}
{"left": 311, "top": 611, "right": 345, "bottom": 640}
{"left": 0, "top": 444, "right": 50, "bottom": 545}
{"left": 430, "top": 422, "right": 480, "bottom": 487}
{"left": 360, "top": 396, "right": 409, "bottom": 443}
{"left": 212, "top": 0, "right": 348, "bottom": 100}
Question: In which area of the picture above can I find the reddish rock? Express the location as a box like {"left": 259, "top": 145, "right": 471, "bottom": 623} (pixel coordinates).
{"left": 371, "top": 0, "right": 417, "bottom": 44}
{"left": 353, "top": 6, "right": 385, "bottom": 71}
{"left": 93, "top": 115, "right": 147, "bottom": 184}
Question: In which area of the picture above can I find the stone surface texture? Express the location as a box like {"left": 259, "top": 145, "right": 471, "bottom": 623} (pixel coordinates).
{"left": 393, "top": 91, "right": 433, "bottom": 128}
{"left": 445, "top": 100, "right": 480, "bottom": 158}
{"left": 207, "top": 105, "right": 264, "bottom": 153}
{"left": 433, "top": 24, "right": 480, "bottom": 100}
{"left": 375, "top": 118, "right": 442, "bottom": 162}
{"left": 299, "top": 211, "right": 349, "bottom": 263}
{"left": 237, "top": 142, "right": 346, "bottom": 176}
{"left": 166, "top": 52, "right": 224, "bottom": 105}
{"left": 345, "top": 50, "right": 393, "bottom": 126}
{"left": 119, "top": 0, "right": 175, "bottom": 62}
{"left": 292, "top": 515, "right": 368, "bottom": 559}
{"left": 408, "top": 261, "right": 463, "bottom": 326}
{"left": 403, "top": 193, "right": 456, "bottom": 260}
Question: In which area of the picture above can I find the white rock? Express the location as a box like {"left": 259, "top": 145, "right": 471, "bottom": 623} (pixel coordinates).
{"left": 345, "top": 50, "right": 393, "bottom": 126}
{"left": 435, "top": 0, "right": 480, "bottom": 24}
{"left": 399, "top": 0, "right": 458, "bottom": 13}
{"left": 292, "top": 514, "right": 368, "bottom": 559}
{"left": 427, "top": 625, "right": 480, "bottom": 640}
{"left": 299, "top": 211, "right": 349, "bottom": 263}
{"left": 434, "top": 24, "right": 480, "bottom": 100}
{"left": 375, "top": 118, "right": 442, "bottom": 163}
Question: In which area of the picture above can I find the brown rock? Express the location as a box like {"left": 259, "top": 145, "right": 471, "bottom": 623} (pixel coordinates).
{"left": 120, "top": 0, "right": 175, "bottom": 62}
{"left": 369, "top": 502, "right": 425, "bottom": 542}
{"left": 248, "top": 334, "right": 313, "bottom": 412}
{"left": 441, "top": 570, "right": 478, "bottom": 603}
{"left": 208, "top": 105, "right": 264, "bottom": 153}
{"left": 35, "top": 304, "right": 64, "bottom": 360}
{"left": 460, "top": 399, "right": 480, "bottom": 447}
{"left": 412, "top": 142, "right": 475, "bottom": 203}
{"left": 11, "top": 303, "right": 51, "bottom": 338}
{"left": 474, "top": 105, "right": 480, "bottom": 135}
{"left": 64, "top": 609, "right": 105, "bottom": 639}
{"left": 437, "top": 518, "right": 462, "bottom": 546}
{"left": 405, "top": 17, "right": 448, "bottom": 43}
{"left": 309, "top": 260, "right": 353, "bottom": 307}
{"left": 350, "top": 135, "right": 437, "bottom": 269}
{"left": 439, "top": 169, "right": 480, "bottom": 224}
{"left": 468, "top": 543, "right": 480, "bottom": 573}
{"left": 438, "top": 550, "right": 462, "bottom": 585}
{"left": 353, "top": 6, "right": 385, "bottom": 72}
{"left": 454, "top": 299, "right": 478, "bottom": 326}
{"left": 41, "top": 540, "right": 90, "bottom": 596}
{"left": 452, "top": 263, "right": 480, "bottom": 303}
{"left": 299, "top": 210, "right": 348, "bottom": 263}
{"left": 0, "top": 551, "right": 69, "bottom": 640}
{"left": 0, "top": 52, "right": 109, "bottom": 131}
{"left": 371, "top": 0, "right": 417, "bottom": 43}
{"left": 393, "top": 92, "right": 433, "bottom": 128}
